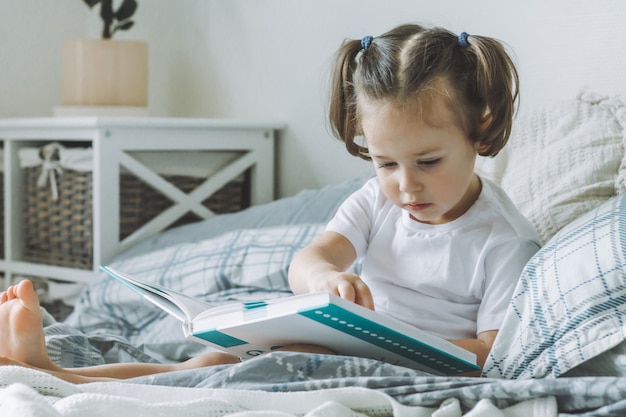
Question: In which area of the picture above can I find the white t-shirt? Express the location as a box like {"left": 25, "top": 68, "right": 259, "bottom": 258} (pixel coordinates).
{"left": 325, "top": 176, "right": 540, "bottom": 340}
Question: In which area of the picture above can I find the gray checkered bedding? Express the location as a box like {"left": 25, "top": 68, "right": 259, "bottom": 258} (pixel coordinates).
{"left": 41, "top": 179, "right": 626, "bottom": 414}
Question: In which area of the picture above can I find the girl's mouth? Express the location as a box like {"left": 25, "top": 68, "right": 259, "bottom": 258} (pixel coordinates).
{"left": 407, "top": 202, "right": 431, "bottom": 211}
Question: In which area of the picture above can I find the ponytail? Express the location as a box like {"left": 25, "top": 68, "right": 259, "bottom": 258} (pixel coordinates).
{"left": 460, "top": 34, "right": 519, "bottom": 156}
{"left": 328, "top": 38, "right": 369, "bottom": 158}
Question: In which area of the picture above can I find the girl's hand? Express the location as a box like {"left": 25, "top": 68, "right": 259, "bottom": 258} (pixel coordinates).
{"left": 315, "top": 271, "right": 375, "bottom": 310}
{"left": 289, "top": 231, "right": 374, "bottom": 310}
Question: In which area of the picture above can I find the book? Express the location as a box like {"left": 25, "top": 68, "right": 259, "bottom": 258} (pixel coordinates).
{"left": 101, "top": 265, "right": 479, "bottom": 375}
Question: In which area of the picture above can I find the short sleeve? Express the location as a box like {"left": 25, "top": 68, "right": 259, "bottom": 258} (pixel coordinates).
{"left": 476, "top": 239, "right": 540, "bottom": 334}
{"left": 325, "top": 178, "right": 381, "bottom": 258}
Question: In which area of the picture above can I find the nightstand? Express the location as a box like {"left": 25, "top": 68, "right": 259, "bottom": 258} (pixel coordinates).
{"left": 0, "top": 117, "right": 281, "bottom": 295}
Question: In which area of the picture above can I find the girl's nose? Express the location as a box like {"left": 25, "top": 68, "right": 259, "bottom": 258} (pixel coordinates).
{"left": 398, "top": 167, "right": 421, "bottom": 193}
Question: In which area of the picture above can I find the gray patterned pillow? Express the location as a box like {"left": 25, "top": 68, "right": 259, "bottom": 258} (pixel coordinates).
{"left": 483, "top": 194, "right": 626, "bottom": 378}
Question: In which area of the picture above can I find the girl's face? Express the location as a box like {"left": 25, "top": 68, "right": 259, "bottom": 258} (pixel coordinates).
{"left": 361, "top": 97, "right": 482, "bottom": 225}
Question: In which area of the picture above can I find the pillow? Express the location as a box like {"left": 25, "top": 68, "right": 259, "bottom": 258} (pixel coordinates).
{"left": 483, "top": 194, "right": 626, "bottom": 378}
{"left": 476, "top": 92, "right": 626, "bottom": 244}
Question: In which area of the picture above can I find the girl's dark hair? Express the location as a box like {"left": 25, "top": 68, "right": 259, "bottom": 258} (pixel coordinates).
{"left": 328, "top": 24, "right": 519, "bottom": 160}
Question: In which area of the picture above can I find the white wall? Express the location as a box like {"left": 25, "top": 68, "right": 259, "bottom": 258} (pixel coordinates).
{"left": 2, "top": 1, "right": 626, "bottom": 197}
{"left": 0, "top": 2, "right": 86, "bottom": 116}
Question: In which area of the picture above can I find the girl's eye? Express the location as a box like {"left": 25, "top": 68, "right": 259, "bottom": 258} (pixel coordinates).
{"left": 377, "top": 161, "right": 396, "bottom": 169}
{"left": 418, "top": 158, "right": 441, "bottom": 167}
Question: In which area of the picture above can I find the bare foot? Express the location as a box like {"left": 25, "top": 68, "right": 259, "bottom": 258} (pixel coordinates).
{"left": 0, "top": 280, "right": 57, "bottom": 370}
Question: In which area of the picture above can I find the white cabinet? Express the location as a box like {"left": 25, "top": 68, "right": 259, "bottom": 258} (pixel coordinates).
{"left": 0, "top": 117, "right": 280, "bottom": 290}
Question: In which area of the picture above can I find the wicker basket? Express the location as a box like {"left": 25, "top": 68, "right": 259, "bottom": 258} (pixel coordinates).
{"left": 23, "top": 167, "right": 93, "bottom": 269}
{"left": 22, "top": 148, "right": 250, "bottom": 270}
{"left": 119, "top": 171, "right": 250, "bottom": 240}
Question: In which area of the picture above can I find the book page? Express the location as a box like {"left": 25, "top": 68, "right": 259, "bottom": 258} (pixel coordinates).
{"left": 101, "top": 265, "right": 211, "bottom": 323}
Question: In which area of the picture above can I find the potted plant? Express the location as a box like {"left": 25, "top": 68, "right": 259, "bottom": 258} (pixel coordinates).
{"left": 60, "top": 0, "right": 148, "bottom": 113}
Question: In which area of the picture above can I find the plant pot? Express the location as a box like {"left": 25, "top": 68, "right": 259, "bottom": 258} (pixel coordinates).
{"left": 62, "top": 39, "right": 148, "bottom": 107}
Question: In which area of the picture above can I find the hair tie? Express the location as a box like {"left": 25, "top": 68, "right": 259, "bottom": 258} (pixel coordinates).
{"left": 361, "top": 35, "right": 373, "bottom": 51}
{"left": 458, "top": 32, "right": 470, "bottom": 48}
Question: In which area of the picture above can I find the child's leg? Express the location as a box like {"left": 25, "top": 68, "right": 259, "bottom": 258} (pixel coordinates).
{"left": 0, "top": 280, "right": 239, "bottom": 383}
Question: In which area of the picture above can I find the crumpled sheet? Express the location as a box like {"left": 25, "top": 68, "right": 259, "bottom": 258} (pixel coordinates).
{"left": 0, "top": 365, "right": 555, "bottom": 417}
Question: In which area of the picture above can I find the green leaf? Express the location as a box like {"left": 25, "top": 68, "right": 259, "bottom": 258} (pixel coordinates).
{"left": 116, "top": 21, "right": 135, "bottom": 31}
{"left": 83, "top": 0, "right": 101, "bottom": 8}
{"left": 115, "top": 0, "right": 138, "bottom": 21}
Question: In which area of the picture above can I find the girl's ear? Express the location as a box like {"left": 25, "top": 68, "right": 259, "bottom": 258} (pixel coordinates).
{"left": 473, "top": 112, "right": 493, "bottom": 154}
{"left": 474, "top": 140, "right": 490, "bottom": 154}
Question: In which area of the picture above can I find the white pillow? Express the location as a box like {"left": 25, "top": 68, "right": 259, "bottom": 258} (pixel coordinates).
{"left": 476, "top": 92, "right": 626, "bottom": 244}
{"left": 482, "top": 194, "right": 626, "bottom": 378}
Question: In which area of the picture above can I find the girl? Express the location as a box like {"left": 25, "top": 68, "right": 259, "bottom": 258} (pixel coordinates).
{"left": 0, "top": 24, "right": 538, "bottom": 382}
{"left": 288, "top": 24, "right": 540, "bottom": 367}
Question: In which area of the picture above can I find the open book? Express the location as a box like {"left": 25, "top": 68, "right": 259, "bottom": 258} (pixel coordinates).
{"left": 101, "top": 265, "right": 479, "bottom": 375}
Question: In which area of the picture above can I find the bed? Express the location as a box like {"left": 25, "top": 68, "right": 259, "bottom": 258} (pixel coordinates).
{"left": 2, "top": 92, "right": 626, "bottom": 416}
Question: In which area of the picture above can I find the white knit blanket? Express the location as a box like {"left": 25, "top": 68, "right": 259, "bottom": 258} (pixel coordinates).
{"left": 0, "top": 366, "right": 554, "bottom": 417}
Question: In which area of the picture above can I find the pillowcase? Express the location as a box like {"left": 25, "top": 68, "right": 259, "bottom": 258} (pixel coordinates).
{"left": 483, "top": 194, "right": 626, "bottom": 378}
{"left": 476, "top": 92, "right": 626, "bottom": 244}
